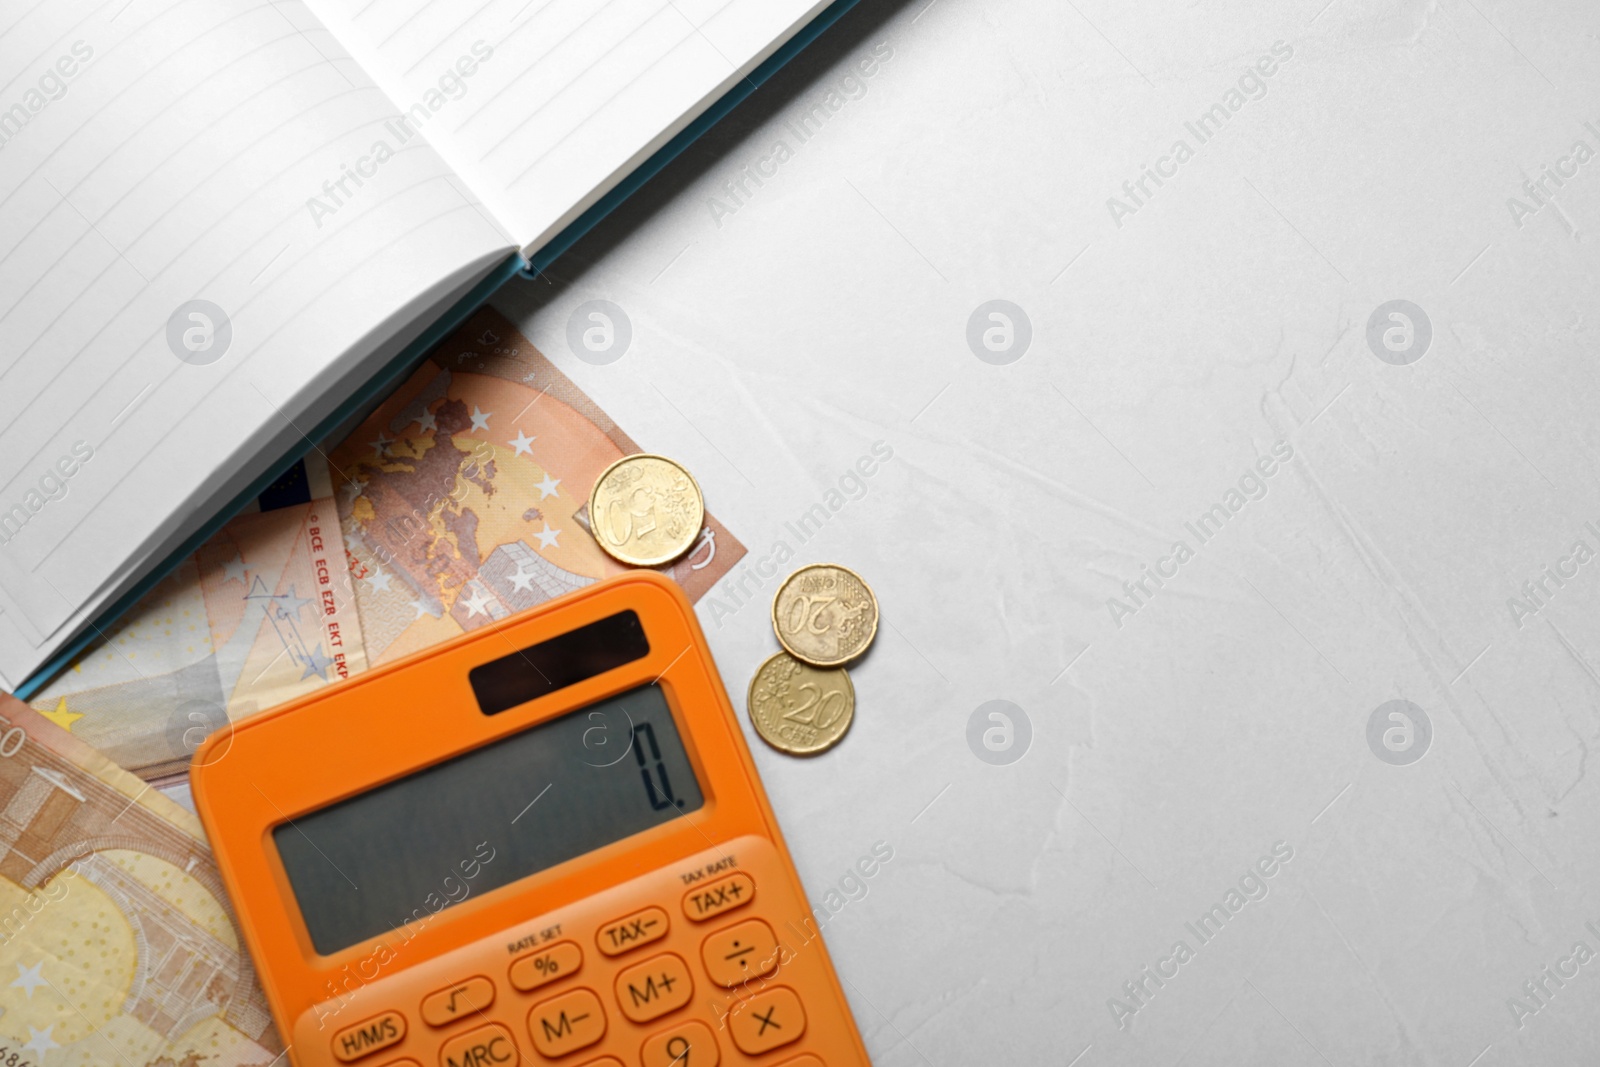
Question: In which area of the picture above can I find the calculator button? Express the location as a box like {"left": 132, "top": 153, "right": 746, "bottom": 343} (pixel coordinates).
{"left": 700, "top": 919, "right": 780, "bottom": 988}
{"left": 439, "top": 1023, "right": 518, "bottom": 1067}
{"left": 640, "top": 1020, "right": 720, "bottom": 1067}
{"left": 596, "top": 904, "right": 669, "bottom": 956}
{"left": 614, "top": 952, "right": 693, "bottom": 1023}
{"left": 729, "top": 987, "right": 805, "bottom": 1056}
{"left": 683, "top": 871, "right": 755, "bottom": 922}
{"left": 774, "top": 1057, "right": 824, "bottom": 1067}
{"left": 421, "top": 975, "right": 495, "bottom": 1027}
{"left": 333, "top": 1010, "right": 406, "bottom": 1062}
{"left": 527, "top": 988, "right": 606, "bottom": 1057}
{"left": 573, "top": 1060, "right": 624, "bottom": 1067}
{"left": 508, "top": 940, "right": 582, "bottom": 992}
{"left": 377, "top": 1061, "right": 422, "bottom": 1067}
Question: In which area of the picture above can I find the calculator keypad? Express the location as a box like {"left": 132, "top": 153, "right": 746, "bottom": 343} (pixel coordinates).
{"left": 297, "top": 836, "right": 846, "bottom": 1067}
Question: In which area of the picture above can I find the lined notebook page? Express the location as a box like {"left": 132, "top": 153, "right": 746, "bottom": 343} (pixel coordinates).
{"left": 0, "top": 0, "right": 515, "bottom": 688}
{"left": 307, "top": 0, "right": 830, "bottom": 252}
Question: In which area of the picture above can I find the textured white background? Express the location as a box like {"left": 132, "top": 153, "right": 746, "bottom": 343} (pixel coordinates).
{"left": 490, "top": 0, "right": 1600, "bottom": 1062}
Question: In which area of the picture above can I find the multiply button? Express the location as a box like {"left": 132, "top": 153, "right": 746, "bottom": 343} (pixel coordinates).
{"left": 438, "top": 1023, "right": 518, "bottom": 1067}
{"left": 527, "top": 988, "right": 606, "bottom": 1057}
{"left": 421, "top": 976, "right": 495, "bottom": 1027}
{"left": 683, "top": 872, "right": 755, "bottom": 922}
{"left": 701, "top": 918, "right": 780, "bottom": 988}
{"left": 614, "top": 952, "right": 693, "bottom": 1023}
{"left": 640, "top": 1020, "right": 720, "bottom": 1067}
{"left": 729, "top": 987, "right": 805, "bottom": 1055}
{"left": 508, "top": 940, "right": 582, "bottom": 993}
{"left": 596, "top": 904, "right": 669, "bottom": 956}
{"left": 333, "top": 1010, "right": 406, "bottom": 1062}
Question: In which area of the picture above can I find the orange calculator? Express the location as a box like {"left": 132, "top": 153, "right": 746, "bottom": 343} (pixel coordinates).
{"left": 192, "top": 571, "right": 871, "bottom": 1067}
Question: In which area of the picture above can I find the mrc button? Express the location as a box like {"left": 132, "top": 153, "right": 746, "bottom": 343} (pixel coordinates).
{"left": 439, "top": 1022, "right": 518, "bottom": 1067}
{"left": 683, "top": 872, "right": 754, "bottom": 922}
{"left": 332, "top": 1010, "right": 406, "bottom": 1061}
{"left": 596, "top": 905, "right": 669, "bottom": 956}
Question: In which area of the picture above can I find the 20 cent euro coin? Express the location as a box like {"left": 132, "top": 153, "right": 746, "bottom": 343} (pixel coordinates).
{"left": 747, "top": 652, "right": 855, "bottom": 756}
{"left": 771, "top": 563, "right": 879, "bottom": 667}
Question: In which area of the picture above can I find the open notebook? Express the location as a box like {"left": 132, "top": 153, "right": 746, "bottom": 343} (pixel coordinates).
{"left": 0, "top": 0, "right": 837, "bottom": 692}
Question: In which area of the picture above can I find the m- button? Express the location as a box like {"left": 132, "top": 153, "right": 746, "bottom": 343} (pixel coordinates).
{"left": 527, "top": 988, "right": 606, "bottom": 1057}
{"left": 332, "top": 1010, "right": 406, "bottom": 1062}
{"left": 596, "top": 905, "right": 669, "bottom": 956}
{"left": 438, "top": 1022, "right": 518, "bottom": 1067}
{"left": 729, "top": 987, "right": 805, "bottom": 1056}
{"left": 682, "top": 872, "right": 755, "bottom": 922}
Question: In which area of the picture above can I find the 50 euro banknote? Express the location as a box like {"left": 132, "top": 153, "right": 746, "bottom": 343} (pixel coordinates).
{"left": 23, "top": 308, "right": 746, "bottom": 780}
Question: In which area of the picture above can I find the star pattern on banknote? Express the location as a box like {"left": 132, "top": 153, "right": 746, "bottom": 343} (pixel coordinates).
{"left": 272, "top": 585, "right": 314, "bottom": 621}
{"left": 22, "top": 1025, "right": 58, "bottom": 1057}
{"left": 10, "top": 960, "right": 45, "bottom": 998}
{"left": 535, "top": 473, "right": 560, "bottom": 499}
{"left": 509, "top": 429, "right": 536, "bottom": 456}
{"left": 534, "top": 524, "right": 561, "bottom": 550}
{"left": 412, "top": 598, "right": 432, "bottom": 620}
{"left": 39, "top": 699, "right": 82, "bottom": 732}
{"left": 508, "top": 566, "right": 537, "bottom": 593}
{"left": 461, "top": 586, "right": 493, "bottom": 618}
{"left": 367, "top": 568, "right": 393, "bottom": 593}
{"left": 370, "top": 431, "right": 393, "bottom": 458}
{"left": 220, "top": 553, "right": 250, "bottom": 585}
{"left": 415, "top": 408, "right": 438, "bottom": 434}
{"left": 470, "top": 405, "right": 492, "bottom": 432}
{"left": 301, "top": 645, "right": 333, "bottom": 680}
{"left": 340, "top": 475, "right": 367, "bottom": 505}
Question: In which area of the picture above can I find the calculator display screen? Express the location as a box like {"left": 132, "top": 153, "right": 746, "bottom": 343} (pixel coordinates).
{"left": 273, "top": 683, "right": 704, "bottom": 954}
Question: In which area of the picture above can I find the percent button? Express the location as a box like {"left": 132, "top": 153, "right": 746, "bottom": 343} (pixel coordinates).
{"left": 510, "top": 940, "right": 583, "bottom": 993}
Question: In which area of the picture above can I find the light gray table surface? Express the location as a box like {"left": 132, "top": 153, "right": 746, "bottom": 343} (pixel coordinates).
{"left": 477, "top": 0, "right": 1600, "bottom": 1062}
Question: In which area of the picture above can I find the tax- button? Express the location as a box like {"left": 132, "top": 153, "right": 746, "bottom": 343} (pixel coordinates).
{"left": 421, "top": 975, "right": 495, "bottom": 1027}
{"left": 614, "top": 952, "right": 693, "bottom": 1023}
{"left": 729, "top": 987, "right": 805, "bottom": 1055}
{"left": 438, "top": 1023, "right": 518, "bottom": 1067}
{"left": 333, "top": 1010, "right": 406, "bottom": 1062}
{"left": 640, "top": 1020, "right": 720, "bottom": 1067}
{"left": 527, "top": 988, "right": 606, "bottom": 1057}
{"left": 683, "top": 872, "right": 755, "bottom": 922}
{"left": 701, "top": 918, "right": 780, "bottom": 988}
{"left": 596, "top": 904, "right": 669, "bottom": 956}
{"left": 508, "top": 940, "right": 582, "bottom": 993}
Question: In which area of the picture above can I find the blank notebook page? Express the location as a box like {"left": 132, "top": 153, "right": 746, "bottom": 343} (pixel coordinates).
{"left": 0, "top": 0, "right": 513, "bottom": 688}
{"left": 308, "top": 0, "right": 831, "bottom": 252}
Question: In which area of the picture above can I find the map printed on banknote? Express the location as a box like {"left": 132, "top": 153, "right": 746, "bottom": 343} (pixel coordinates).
{"left": 325, "top": 306, "right": 744, "bottom": 667}
{"left": 0, "top": 693, "right": 282, "bottom": 1066}
{"left": 24, "top": 309, "right": 746, "bottom": 780}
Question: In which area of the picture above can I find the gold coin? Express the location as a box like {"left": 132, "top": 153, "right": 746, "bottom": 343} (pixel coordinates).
{"left": 771, "top": 563, "right": 879, "bottom": 667}
{"left": 747, "top": 652, "right": 855, "bottom": 756}
{"left": 587, "top": 453, "right": 705, "bottom": 566}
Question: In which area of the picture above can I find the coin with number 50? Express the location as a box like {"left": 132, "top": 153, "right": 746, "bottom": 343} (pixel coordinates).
{"left": 588, "top": 453, "right": 705, "bottom": 567}
{"left": 747, "top": 652, "right": 855, "bottom": 756}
